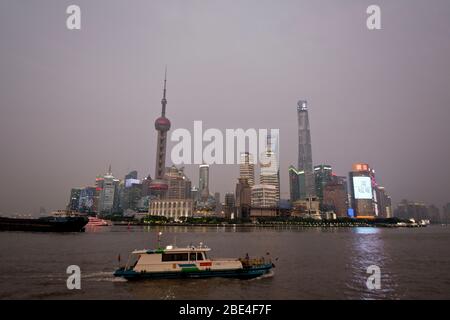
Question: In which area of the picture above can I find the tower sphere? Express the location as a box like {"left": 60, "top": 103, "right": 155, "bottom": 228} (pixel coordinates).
{"left": 155, "top": 116, "right": 171, "bottom": 131}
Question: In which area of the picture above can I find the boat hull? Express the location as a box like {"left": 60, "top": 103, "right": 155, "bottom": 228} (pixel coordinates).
{"left": 0, "top": 216, "right": 88, "bottom": 232}
{"left": 114, "top": 263, "right": 273, "bottom": 280}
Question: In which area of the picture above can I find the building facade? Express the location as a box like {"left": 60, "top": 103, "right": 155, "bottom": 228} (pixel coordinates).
{"left": 199, "top": 164, "right": 210, "bottom": 201}
{"left": 68, "top": 188, "right": 81, "bottom": 211}
{"left": 214, "top": 192, "right": 222, "bottom": 215}
{"left": 394, "top": 200, "right": 430, "bottom": 221}
{"left": 251, "top": 184, "right": 278, "bottom": 208}
{"left": 224, "top": 193, "right": 235, "bottom": 219}
{"left": 235, "top": 177, "right": 251, "bottom": 220}
{"left": 78, "top": 187, "right": 96, "bottom": 213}
{"left": 97, "top": 166, "right": 120, "bottom": 214}
{"left": 121, "top": 180, "right": 142, "bottom": 212}
{"left": 259, "top": 133, "right": 280, "bottom": 203}
{"left": 289, "top": 166, "right": 305, "bottom": 202}
{"left": 239, "top": 152, "right": 255, "bottom": 187}
{"left": 292, "top": 197, "right": 321, "bottom": 218}
{"left": 349, "top": 163, "right": 375, "bottom": 218}
{"left": 314, "top": 164, "right": 332, "bottom": 200}
{"left": 166, "top": 165, "right": 191, "bottom": 200}
{"left": 323, "top": 181, "right": 349, "bottom": 217}
{"left": 374, "top": 186, "right": 392, "bottom": 218}
{"left": 149, "top": 199, "right": 193, "bottom": 221}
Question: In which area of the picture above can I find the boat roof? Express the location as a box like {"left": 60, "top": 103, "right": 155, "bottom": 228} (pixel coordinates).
{"left": 132, "top": 245, "right": 211, "bottom": 255}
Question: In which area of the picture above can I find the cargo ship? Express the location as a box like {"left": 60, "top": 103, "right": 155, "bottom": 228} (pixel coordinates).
{"left": 114, "top": 241, "right": 274, "bottom": 280}
{"left": 0, "top": 214, "right": 88, "bottom": 232}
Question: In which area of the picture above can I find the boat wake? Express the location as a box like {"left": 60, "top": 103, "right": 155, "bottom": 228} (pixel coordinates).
{"left": 82, "top": 271, "right": 127, "bottom": 282}
{"left": 250, "top": 270, "right": 275, "bottom": 281}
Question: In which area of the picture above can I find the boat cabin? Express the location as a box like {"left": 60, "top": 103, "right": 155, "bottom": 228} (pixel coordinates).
{"left": 124, "top": 245, "right": 242, "bottom": 273}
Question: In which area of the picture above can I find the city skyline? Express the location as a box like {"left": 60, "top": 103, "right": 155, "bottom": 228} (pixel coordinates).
{"left": 1, "top": 1, "right": 450, "bottom": 214}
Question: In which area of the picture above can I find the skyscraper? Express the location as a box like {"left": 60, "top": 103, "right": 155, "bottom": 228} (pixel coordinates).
{"left": 251, "top": 184, "right": 278, "bottom": 208}
{"left": 314, "top": 164, "right": 332, "bottom": 200}
{"left": 374, "top": 186, "right": 392, "bottom": 218}
{"left": 297, "top": 100, "right": 315, "bottom": 197}
{"left": 78, "top": 186, "right": 96, "bottom": 213}
{"left": 199, "top": 164, "right": 210, "bottom": 201}
{"left": 214, "top": 192, "right": 222, "bottom": 215}
{"left": 125, "top": 170, "right": 138, "bottom": 180}
{"left": 141, "top": 175, "right": 153, "bottom": 197}
{"left": 260, "top": 133, "right": 280, "bottom": 203}
{"left": 166, "top": 165, "right": 191, "bottom": 200}
{"left": 98, "top": 165, "right": 120, "bottom": 214}
{"left": 121, "top": 179, "right": 142, "bottom": 212}
{"left": 349, "top": 163, "right": 375, "bottom": 218}
{"left": 224, "top": 193, "right": 235, "bottom": 219}
{"left": 68, "top": 188, "right": 81, "bottom": 212}
{"left": 239, "top": 152, "right": 255, "bottom": 187}
{"left": 288, "top": 166, "right": 305, "bottom": 202}
{"left": 323, "top": 179, "right": 349, "bottom": 217}
{"left": 394, "top": 200, "right": 429, "bottom": 221}
{"left": 235, "top": 177, "right": 251, "bottom": 220}
{"left": 150, "top": 70, "right": 171, "bottom": 198}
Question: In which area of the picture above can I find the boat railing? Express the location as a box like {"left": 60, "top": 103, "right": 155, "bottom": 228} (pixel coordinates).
{"left": 211, "top": 257, "right": 239, "bottom": 261}
{"left": 239, "top": 257, "right": 271, "bottom": 268}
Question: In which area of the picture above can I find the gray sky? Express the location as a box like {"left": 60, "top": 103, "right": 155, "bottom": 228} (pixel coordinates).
{"left": 1, "top": 0, "right": 450, "bottom": 214}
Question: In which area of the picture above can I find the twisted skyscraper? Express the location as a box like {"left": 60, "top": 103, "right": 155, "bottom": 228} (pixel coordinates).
{"left": 297, "top": 100, "right": 315, "bottom": 197}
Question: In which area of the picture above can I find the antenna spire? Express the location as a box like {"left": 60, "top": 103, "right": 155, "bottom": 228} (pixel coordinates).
{"left": 161, "top": 66, "right": 167, "bottom": 116}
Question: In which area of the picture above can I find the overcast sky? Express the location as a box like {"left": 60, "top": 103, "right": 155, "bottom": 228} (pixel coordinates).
{"left": 1, "top": 0, "right": 449, "bottom": 214}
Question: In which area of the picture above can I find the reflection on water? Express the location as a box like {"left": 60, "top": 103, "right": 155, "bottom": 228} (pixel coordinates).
{"left": 347, "top": 227, "right": 400, "bottom": 299}
{"left": 0, "top": 226, "right": 449, "bottom": 299}
{"left": 353, "top": 227, "right": 380, "bottom": 235}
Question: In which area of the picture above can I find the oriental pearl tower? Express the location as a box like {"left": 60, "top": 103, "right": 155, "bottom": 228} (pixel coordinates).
{"left": 149, "top": 69, "right": 171, "bottom": 198}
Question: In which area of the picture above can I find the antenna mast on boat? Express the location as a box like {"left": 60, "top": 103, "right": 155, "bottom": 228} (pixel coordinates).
{"left": 157, "top": 231, "right": 162, "bottom": 249}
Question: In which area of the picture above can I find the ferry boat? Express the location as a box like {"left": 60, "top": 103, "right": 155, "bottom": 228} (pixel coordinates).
{"left": 114, "top": 242, "right": 274, "bottom": 280}
{"left": 86, "top": 216, "right": 109, "bottom": 227}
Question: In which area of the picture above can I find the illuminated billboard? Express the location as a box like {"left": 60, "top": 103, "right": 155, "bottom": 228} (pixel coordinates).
{"left": 125, "top": 178, "right": 141, "bottom": 188}
{"left": 353, "top": 176, "right": 372, "bottom": 199}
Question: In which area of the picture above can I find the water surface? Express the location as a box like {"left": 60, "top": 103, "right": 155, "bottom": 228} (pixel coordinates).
{"left": 0, "top": 225, "right": 449, "bottom": 299}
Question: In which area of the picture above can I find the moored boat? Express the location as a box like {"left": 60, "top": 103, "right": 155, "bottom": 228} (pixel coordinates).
{"left": 114, "top": 242, "right": 274, "bottom": 280}
{"left": 0, "top": 215, "right": 88, "bottom": 232}
{"left": 86, "top": 216, "right": 110, "bottom": 227}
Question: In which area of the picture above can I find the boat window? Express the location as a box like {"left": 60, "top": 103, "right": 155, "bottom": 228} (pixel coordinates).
{"left": 197, "top": 252, "right": 204, "bottom": 260}
{"left": 189, "top": 253, "right": 196, "bottom": 261}
{"left": 161, "top": 253, "right": 189, "bottom": 261}
{"left": 127, "top": 255, "right": 139, "bottom": 269}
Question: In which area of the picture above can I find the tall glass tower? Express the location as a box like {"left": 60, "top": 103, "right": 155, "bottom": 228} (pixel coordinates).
{"left": 199, "top": 164, "right": 210, "bottom": 201}
{"left": 297, "top": 100, "right": 315, "bottom": 198}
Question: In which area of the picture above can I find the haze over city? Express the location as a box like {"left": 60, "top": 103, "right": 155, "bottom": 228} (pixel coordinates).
{"left": 1, "top": 0, "right": 450, "bottom": 214}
